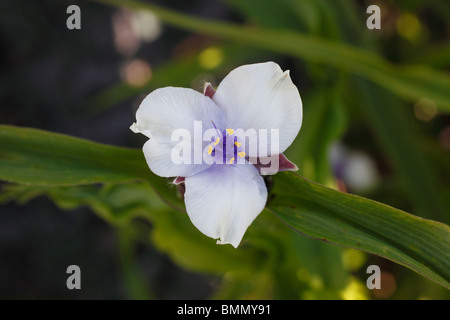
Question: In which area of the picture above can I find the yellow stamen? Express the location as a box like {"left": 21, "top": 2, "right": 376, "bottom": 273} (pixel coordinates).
{"left": 229, "top": 157, "right": 235, "bottom": 164}
{"left": 226, "top": 128, "right": 234, "bottom": 135}
{"left": 234, "top": 141, "right": 242, "bottom": 147}
{"left": 237, "top": 151, "right": 246, "bottom": 158}
{"left": 208, "top": 145, "right": 213, "bottom": 155}
{"left": 213, "top": 137, "right": 220, "bottom": 146}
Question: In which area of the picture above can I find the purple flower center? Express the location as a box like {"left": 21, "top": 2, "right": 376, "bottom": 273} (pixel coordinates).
{"left": 208, "top": 124, "right": 246, "bottom": 165}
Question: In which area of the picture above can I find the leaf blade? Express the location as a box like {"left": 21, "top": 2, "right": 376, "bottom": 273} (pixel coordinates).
{"left": 1, "top": 125, "right": 449, "bottom": 288}
{"left": 0, "top": 125, "right": 145, "bottom": 185}
{"left": 268, "top": 172, "right": 450, "bottom": 289}
{"left": 0, "top": 125, "right": 184, "bottom": 210}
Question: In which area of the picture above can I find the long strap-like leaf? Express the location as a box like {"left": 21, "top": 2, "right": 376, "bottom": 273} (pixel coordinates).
{"left": 0, "top": 125, "right": 449, "bottom": 288}
{"left": 267, "top": 172, "right": 450, "bottom": 289}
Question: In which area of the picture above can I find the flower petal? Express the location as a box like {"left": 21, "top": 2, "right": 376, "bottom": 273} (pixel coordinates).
{"left": 142, "top": 138, "right": 211, "bottom": 178}
{"left": 132, "top": 87, "right": 225, "bottom": 143}
{"left": 184, "top": 163, "right": 267, "bottom": 248}
{"left": 212, "top": 62, "right": 302, "bottom": 156}
{"left": 132, "top": 87, "right": 226, "bottom": 177}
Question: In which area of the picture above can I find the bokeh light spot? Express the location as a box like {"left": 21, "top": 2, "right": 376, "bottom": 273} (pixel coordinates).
{"left": 342, "top": 249, "right": 367, "bottom": 272}
{"left": 372, "top": 272, "right": 397, "bottom": 299}
{"left": 414, "top": 98, "right": 438, "bottom": 122}
{"left": 198, "top": 47, "right": 224, "bottom": 70}
{"left": 396, "top": 13, "right": 422, "bottom": 43}
{"left": 121, "top": 59, "right": 152, "bottom": 87}
{"left": 341, "top": 278, "right": 369, "bottom": 300}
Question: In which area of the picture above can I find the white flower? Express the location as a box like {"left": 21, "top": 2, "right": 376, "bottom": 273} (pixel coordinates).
{"left": 131, "top": 62, "right": 302, "bottom": 247}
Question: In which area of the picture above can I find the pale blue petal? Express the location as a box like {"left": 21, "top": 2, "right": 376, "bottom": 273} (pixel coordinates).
{"left": 212, "top": 62, "right": 302, "bottom": 157}
{"left": 184, "top": 163, "right": 268, "bottom": 247}
{"left": 132, "top": 87, "right": 226, "bottom": 177}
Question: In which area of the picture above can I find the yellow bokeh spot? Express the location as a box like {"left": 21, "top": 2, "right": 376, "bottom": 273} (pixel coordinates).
{"left": 214, "top": 137, "right": 221, "bottom": 146}
{"left": 309, "top": 275, "right": 323, "bottom": 291}
{"left": 340, "top": 278, "right": 369, "bottom": 300}
{"left": 198, "top": 47, "right": 224, "bottom": 70}
{"left": 208, "top": 145, "right": 213, "bottom": 155}
{"left": 237, "top": 152, "right": 246, "bottom": 158}
{"left": 234, "top": 141, "right": 242, "bottom": 147}
{"left": 414, "top": 98, "right": 437, "bottom": 122}
{"left": 226, "top": 128, "right": 234, "bottom": 135}
{"left": 396, "top": 13, "right": 422, "bottom": 43}
{"left": 229, "top": 157, "right": 235, "bottom": 164}
{"left": 342, "top": 249, "right": 367, "bottom": 272}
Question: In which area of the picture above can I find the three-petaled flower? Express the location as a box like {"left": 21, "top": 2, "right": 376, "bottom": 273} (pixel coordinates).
{"left": 131, "top": 62, "right": 302, "bottom": 247}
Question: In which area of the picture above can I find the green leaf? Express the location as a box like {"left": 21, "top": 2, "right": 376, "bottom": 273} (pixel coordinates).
{"left": 0, "top": 182, "right": 259, "bottom": 275}
{"left": 1, "top": 125, "right": 449, "bottom": 288}
{"left": 0, "top": 125, "right": 146, "bottom": 185}
{"left": 117, "top": 226, "right": 154, "bottom": 300}
{"left": 267, "top": 172, "right": 450, "bottom": 289}
{"left": 91, "top": 0, "right": 450, "bottom": 112}
{"left": 0, "top": 125, "right": 182, "bottom": 209}
{"left": 220, "top": 0, "right": 305, "bottom": 30}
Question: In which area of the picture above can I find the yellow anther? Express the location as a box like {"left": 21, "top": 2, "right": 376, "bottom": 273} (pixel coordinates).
{"left": 237, "top": 151, "right": 246, "bottom": 158}
{"left": 234, "top": 141, "right": 242, "bottom": 147}
{"left": 226, "top": 128, "right": 234, "bottom": 135}
{"left": 208, "top": 145, "right": 213, "bottom": 155}
{"left": 229, "top": 157, "right": 235, "bottom": 164}
{"left": 213, "top": 137, "right": 220, "bottom": 146}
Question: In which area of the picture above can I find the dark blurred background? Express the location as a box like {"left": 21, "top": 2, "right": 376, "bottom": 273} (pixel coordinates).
{"left": 0, "top": 0, "right": 232, "bottom": 299}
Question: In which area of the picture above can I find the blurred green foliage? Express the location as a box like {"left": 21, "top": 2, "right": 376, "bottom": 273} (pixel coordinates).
{"left": 1, "top": 0, "right": 450, "bottom": 299}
